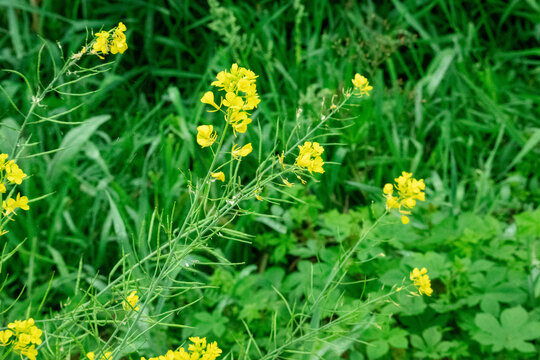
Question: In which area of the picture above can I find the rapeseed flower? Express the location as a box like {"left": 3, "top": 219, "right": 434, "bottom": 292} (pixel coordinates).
{"left": 410, "top": 267, "right": 433, "bottom": 296}
{"left": 295, "top": 141, "right": 325, "bottom": 174}
{"left": 4, "top": 160, "right": 26, "bottom": 184}
{"left": 352, "top": 73, "right": 373, "bottom": 96}
{"left": 197, "top": 125, "right": 217, "bottom": 148}
{"left": 200, "top": 91, "right": 221, "bottom": 110}
{"left": 383, "top": 172, "right": 425, "bottom": 224}
{"left": 231, "top": 143, "right": 252, "bottom": 159}
{"left": 201, "top": 64, "right": 260, "bottom": 136}
{"left": 110, "top": 22, "right": 128, "bottom": 54}
{"left": 141, "top": 337, "right": 221, "bottom": 360}
{"left": 93, "top": 31, "right": 110, "bottom": 54}
{"left": 87, "top": 351, "right": 112, "bottom": 360}
{"left": 92, "top": 22, "right": 128, "bottom": 58}
{"left": 1, "top": 318, "right": 42, "bottom": 360}
{"left": 0, "top": 330, "right": 13, "bottom": 345}
{"left": 211, "top": 172, "right": 225, "bottom": 182}
{"left": 3, "top": 193, "right": 30, "bottom": 215}
{"left": 122, "top": 290, "right": 140, "bottom": 311}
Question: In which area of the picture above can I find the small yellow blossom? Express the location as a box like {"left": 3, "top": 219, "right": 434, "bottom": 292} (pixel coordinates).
{"left": 0, "top": 329, "right": 13, "bottom": 345}
{"left": 197, "top": 125, "right": 218, "bottom": 148}
{"left": 5, "top": 160, "right": 27, "bottom": 184}
{"left": 352, "top": 73, "right": 373, "bottom": 96}
{"left": 87, "top": 351, "right": 112, "bottom": 360}
{"left": 0, "top": 183, "right": 6, "bottom": 194}
{"left": 410, "top": 267, "right": 433, "bottom": 296}
{"left": 141, "top": 338, "right": 221, "bottom": 360}
{"left": 201, "top": 91, "right": 221, "bottom": 110}
{"left": 3, "top": 193, "right": 30, "bottom": 215}
{"left": 295, "top": 141, "right": 325, "bottom": 174}
{"left": 383, "top": 172, "right": 425, "bottom": 224}
{"left": 211, "top": 172, "right": 225, "bottom": 182}
{"left": 122, "top": 290, "right": 140, "bottom": 311}
{"left": 93, "top": 31, "right": 110, "bottom": 54}
{"left": 231, "top": 143, "right": 252, "bottom": 159}
{"left": 110, "top": 22, "right": 128, "bottom": 54}
{"left": 0, "top": 153, "right": 8, "bottom": 167}
{"left": 228, "top": 110, "right": 252, "bottom": 135}
{"left": 17, "top": 345, "right": 38, "bottom": 360}
{"left": 203, "top": 341, "right": 222, "bottom": 359}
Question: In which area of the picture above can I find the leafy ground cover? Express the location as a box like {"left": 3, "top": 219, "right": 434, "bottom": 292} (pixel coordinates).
{"left": 1, "top": 0, "right": 539, "bottom": 359}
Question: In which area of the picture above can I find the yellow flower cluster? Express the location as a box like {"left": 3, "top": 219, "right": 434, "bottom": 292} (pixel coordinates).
{"left": 410, "top": 267, "right": 433, "bottom": 296}
{"left": 122, "top": 290, "right": 140, "bottom": 311}
{"left": 383, "top": 171, "right": 425, "bottom": 224}
{"left": 0, "top": 318, "right": 42, "bottom": 360}
{"left": 92, "top": 22, "right": 128, "bottom": 57}
{"left": 1, "top": 154, "right": 29, "bottom": 233}
{"left": 197, "top": 64, "right": 260, "bottom": 182}
{"left": 352, "top": 73, "right": 373, "bottom": 96}
{"left": 87, "top": 351, "right": 112, "bottom": 360}
{"left": 141, "top": 337, "right": 222, "bottom": 360}
{"left": 295, "top": 142, "right": 325, "bottom": 174}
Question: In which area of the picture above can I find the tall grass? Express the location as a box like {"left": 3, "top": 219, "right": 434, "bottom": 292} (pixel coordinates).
{"left": 0, "top": 0, "right": 538, "bottom": 358}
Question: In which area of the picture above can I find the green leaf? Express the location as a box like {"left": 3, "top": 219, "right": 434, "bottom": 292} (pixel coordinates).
{"left": 388, "top": 328, "right": 408, "bottom": 349}
{"left": 410, "top": 334, "right": 425, "bottom": 349}
{"left": 48, "top": 115, "right": 110, "bottom": 180}
{"left": 366, "top": 340, "right": 389, "bottom": 359}
{"left": 423, "top": 326, "right": 442, "bottom": 348}
{"left": 500, "top": 306, "right": 528, "bottom": 331}
{"left": 474, "top": 313, "right": 501, "bottom": 333}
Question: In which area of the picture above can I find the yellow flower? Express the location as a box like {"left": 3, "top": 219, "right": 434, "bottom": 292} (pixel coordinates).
{"left": 5, "top": 160, "right": 27, "bottom": 184}
{"left": 0, "top": 153, "right": 8, "bottom": 173}
{"left": 295, "top": 141, "right": 325, "bottom": 174}
{"left": 110, "top": 23, "right": 128, "bottom": 54}
{"left": 223, "top": 92, "right": 244, "bottom": 109}
{"left": 231, "top": 143, "right": 252, "bottom": 159}
{"left": 122, "top": 290, "right": 140, "bottom": 311}
{"left": 243, "top": 94, "right": 260, "bottom": 110}
{"left": 211, "top": 172, "right": 225, "bottom": 182}
{"left": 0, "top": 329, "right": 13, "bottom": 345}
{"left": 201, "top": 91, "right": 221, "bottom": 110}
{"left": 3, "top": 193, "right": 30, "bottom": 215}
{"left": 188, "top": 337, "right": 207, "bottom": 354}
{"left": 202, "top": 341, "right": 222, "bottom": 360}
{"left": 17, "top": 345, "right": 37, "bottom": 360}
{"left": 197, "top": 125, "right": 218, "bottom": 148}
{"left": 0, "top": 183, "right": 6, "bottom": 194}
{"left": 93, "top": 31, "right": 110, "bottom": 54}
{"left": 87, "top": 351, "right": 112, "bottom": 360}
{"left": 352, "top": 73, "right": 373, "bottom": 96}
{"left": 383, "top": 172, "right": 425, "bottom": 224}
{"left": 228, "top": 110, "right": 252, "bottom": 135}
{"left": 410, "top": 267, "right": 433, "bottom": 296}
{"left": 6, "top": 318, "right": 42, "bottom": 360}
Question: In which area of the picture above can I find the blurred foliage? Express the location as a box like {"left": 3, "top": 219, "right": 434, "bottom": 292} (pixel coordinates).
{"left": 1, "top": 0, "right": 539, "bottom": 358}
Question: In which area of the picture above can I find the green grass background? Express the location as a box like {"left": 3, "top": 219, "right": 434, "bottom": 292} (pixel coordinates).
{"left": 1, "top": 0, "right": 539, "bottom": 359}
